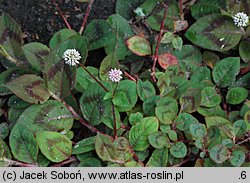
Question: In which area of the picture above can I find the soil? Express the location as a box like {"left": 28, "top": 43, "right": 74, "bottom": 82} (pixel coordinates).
{"left": 0, "top": 0, "right": 116, "bottom": 45}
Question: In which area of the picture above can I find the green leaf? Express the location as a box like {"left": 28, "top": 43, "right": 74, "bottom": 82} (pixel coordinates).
{"left": 191, "top": 0, "right": 226, "bottom": 20}
{"left": 0, "top": 69, "right": 25, "bottom": 96}
{"left": 95, "top": 134, "right": 132, "bottom": 163}
{"left": 226, "top": 87, "right": 248, "bottom": 105}
{"left": 80, "top": 82, "right": 112, "bottom": 125}
{"left": 172, "top": 37, "right": 183, "bottom": 51}
{"left": 129, "top": 117, "right": 159, "bottom": 151}
{"left": 75, "top": 66, "right": 100, "bottom": 92}
{"left": 0, "top": 13, "right": 25, "bottom": 63}
{"left": 155, "top": 97, "right": 178, "bottom": 124}
{"left": 143, "top": 95, "right": 160, "bottom": 116}
{"left": 170, "top": 142, "right": 187, "bottom": 158}
{"left": 78, "top": 158, "right": 101, "bottom": 167}
{"left": 168, "top": 130, "right": 178, "bottom": 141}
{"left": 99, "top": 52, "right": 120, "bottom": 81}
{"left": 233, "top": 120, "right": 247, "bottom": 138}
{"left": 37, "top": 152, "right": 50, "bottom": 167}
{"left": 161, "top": 32, "right": 175, "bottom": 43}
{"left": 176, "top": 113, "right": 199, "bottom": 131}
{"left": 230, "top": 150, "right": 245, "bottom": 167}
{"left": 201, "top": 87, "right": 221, "bottom": 107}
{"left": 49, "top": 29, "right": 77, "bottom": 49}
{"left": 5, "top": 74, "right": 51, "bottom": 104}
{"left": 45, "top": 36, "right": 88, "bottom": 99}
{"left": 231, "top": 72, "right": 250, "bottom": 89}
{"left": 113, "top": 80, "right": 137, "bottom": 112}
{"left": 226, "top": 0, "right": 250, "bottom": 15}
{"left": 129, "top": 112, "right": 143, "bottom": 126}
{"left": 205, "top": 116, "right": 232, "bottom": 128}
{"left": 136, "top": 0, "right": 164, "bottom": 17}
{"left": 190, "top": 66, "right": 214, "bottom": 90}
{"left": 72, "top": 136, "right": 96, "bottom": 154}
{"left": 9, "top": 124, "right": 38, "bottom": 163}
{"left": 146, "top": 147, "right": 168, "bottom": 167}
{"left": 197, "top": 105, "right": 227, "bottom": 118}
{"left": 0, "top": 138, "right": 12, "bottom": 166}
{"left": 0, "top": 122, "right": 9, "bottom": 139}
{"left": 180, "top": 88, "right": 201, "bottom": 113}
{"left": 172, "top": 45, "right": 202, "bottom": 73}
{"left": 116, "top": 0, "right": 144, "bottom": 20}
{"left": 209, "top": 144, "right": 230, "bottom": 163}
{"left": 7, "top": 95, "right": 30, "bottom": 109}
{"left": 202, "top": 50, "right": 220, "bottom": 69}
{"left": 185, "top": 14, "right": 243, "bottom": 52}
{"left": 22, "top": 42, "right": 50, "bottom": 72}
{"left": 126, "top": 35, "right": 151, "bottom": 56}
{"left": 148, "top": 131, "right": 169, "bottom": 149}
{"left": 145, "top": 1, "right": 180, "bottom": 31}
{"left": 239, "top": 41, "right": 250, "bottom": 63}
{"left": 190, "top": 123, "right": 207, "bottom": 139}
{"left": 16, "top": 100, "right": 74, "bottom": 133}
{"left": 137, "top": 79, "right": 155, "bottom": 101}
{"left": 212, "top": 57, "right": 240, "bottom": 87}
{"left": 36, "top": 131, "right": 72, "bottom": 162}
{"left": 106, "top": 14, "right": 133, "bottom": 59}
{"left": 83, "top": 19, "right": 116, "bottom": 50}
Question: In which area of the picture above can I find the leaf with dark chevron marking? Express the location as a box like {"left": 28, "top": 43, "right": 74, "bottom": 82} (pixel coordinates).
{"left": 80, "top": 82, "right": 112, "bottom": 126}
{"left": 44, "top": 35, "right": 88, "bottom": 99}
{"left": 9, "top": 123, "right": 38, "bottom": 164}
{"left": 180, "top": 88, "right": 202, "bottom": 113}
{"left": 22, "top": 42, "right": 50, "bottom": 72}
{"left": 0, "top": 13, "right": 26, "bottom": 64}
{"left": 226, "top": 0, "right": 250, "bottom": 15}
{"left": 36, "top": 131, "right": 72, "bottom": 162}
{"left": 185, "top": 14, "right": 244, "bottom": 52}
{"left": 5, "top": 74, "right": 51, "bottom": 104}
{"left": 16, "top": 100, "right": 74, "bottom": 133}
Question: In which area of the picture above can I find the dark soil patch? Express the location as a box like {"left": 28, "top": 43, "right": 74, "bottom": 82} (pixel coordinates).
{"left": 0, "top": 0, "right": 115, "bottom": 44}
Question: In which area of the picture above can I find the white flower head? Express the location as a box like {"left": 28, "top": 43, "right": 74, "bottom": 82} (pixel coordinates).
{"left": 63, "top": 49, "right": 81, "bottom": 66}
{"left": 233, "top": 12, "right": 249, "bottom": 27}
{"left": 109, "top": 68, "right": 123, "bottom": 82}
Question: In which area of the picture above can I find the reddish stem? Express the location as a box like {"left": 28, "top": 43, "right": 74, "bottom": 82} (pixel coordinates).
{"left": 51, "top": 0, "right": 72, "bottom": 29}
{"left": 128, "top": 146, "right": 144, "bottom": 167}
{"left": 51, "top": 156, "right": 77, "bottom": 167}
{"left": 124, "top": 71, "right": 137, "bottom": 82}
{"left": 151, "top": 4, "right": 168, "bottom": 82}
{"left": 240, "top": 65, "right": 250, "bottom": 75}
{"left": 79, "top": 0, "right": 95, "bottom": 34}
{"left": 4, "top": 159, "right": 38, "bottom": 167}
{"left": 179, "top": 0, "right": 184, "bottom": 20}
{"left": 112, "top": 104, "right": 117, "bottom": 139}
{"left": 53, "top": 95, "right": 114, "bottom": 140}
{"left": 171, "top": 157, "right": 192, "bottom": 167}
{"left": 79, "top": 63, "right": 109, "bottom": 92}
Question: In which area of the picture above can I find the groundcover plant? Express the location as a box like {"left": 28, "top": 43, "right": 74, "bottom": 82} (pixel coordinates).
{"left": 0, "top": 0, "right": 249, "bottom": 167}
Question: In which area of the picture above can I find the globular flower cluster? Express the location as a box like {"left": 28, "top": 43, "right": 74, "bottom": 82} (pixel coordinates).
{"left": 109, "top": 68, "right": 123, "bottom": 82}
{"left": 233, "top": 12, "right": 249, "bottom": 27}
{"left": 63, "top": 49, "right": 81, "bottom": 66}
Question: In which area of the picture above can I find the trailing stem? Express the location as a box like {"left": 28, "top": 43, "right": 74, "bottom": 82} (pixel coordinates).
{"left": 79, "top": 0, "right": 95, "bottom": 35}
{"left": 52, "top": 94, "right": 114, "bottom": 140}
{"left": 51, "top": 156, "right": 77, "bottom": 167}
{"left": 151, "top": 4, "right": 168, "bottom": 82}
{"left": 79, "top": 63, "right": 109, "bottom": 92}
{"left": 3, "top": 158, "right": 38, "bottom": 167}
{"left": 51, "top": 0, "right": 72, "bottom": 29}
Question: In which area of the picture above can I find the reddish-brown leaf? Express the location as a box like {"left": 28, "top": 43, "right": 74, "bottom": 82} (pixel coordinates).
{"left": 158, "top": 53, "right": 178, "bottom": 69}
